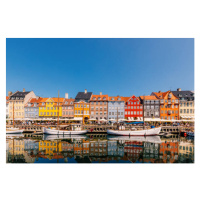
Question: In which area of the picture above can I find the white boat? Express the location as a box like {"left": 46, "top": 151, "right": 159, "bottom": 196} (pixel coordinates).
{"left": 107, "top": 135, "right": 162, "bottom": 143}
{"left": 6, "top": 128, "right": 24, "bottom": 134}
{"left": 107, "top": 127, "right": 161, "bottom": 136}
{"left": 43, "top": 127, "right": 87, "bottom": 135}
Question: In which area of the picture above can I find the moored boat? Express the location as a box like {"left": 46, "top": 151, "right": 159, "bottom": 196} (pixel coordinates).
{"left": 107, "top": 127, "right": 161, "bottom": 136}
{"left": 43, "top": 126, "right": 87, "bottom": 135}
{"left": 6, "top": 128, "right": 24, "bottom": 134}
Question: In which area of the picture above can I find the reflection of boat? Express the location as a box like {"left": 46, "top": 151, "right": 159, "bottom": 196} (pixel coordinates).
{"left": 107, "top": 127, "right": 161, "bottom": 136}
{"left": 43, "top": 134, "right": 88, "bottom": 140}
{"left": 107, "top": 135, "right": 162, "bottom": 143}
{"left": 6, "top": 133, "right": 24, "bottom": 138}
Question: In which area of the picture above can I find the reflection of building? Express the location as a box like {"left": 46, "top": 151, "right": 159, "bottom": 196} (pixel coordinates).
{"left": 143, "top": 142, "right": 160, "bottom": 162}
{"left": 159, "top": 139, "right": 179, "bottom": 163}
{"left": 124, "top": 141, "right": 143, "bottom": 162}
{"left": 7, "top": 139, "right": 26, "bottom": 163}
{"left": 107, "top": 141, "right": 118, "bottom": 156}
{"left": 24, "top": 139, "right": 39, "bottom": 155}
{"left": 39, "top": 140, "right": 62, "bottom": 160}
{"left": 89, "top": 139, "right": 107, "bottom": 159}
{"left": 178, "top": 140, "right": 194, "bottom": 162}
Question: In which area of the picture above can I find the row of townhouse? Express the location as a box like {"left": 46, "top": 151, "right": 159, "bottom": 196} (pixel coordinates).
{"left": 6, "top": 88, "right": 195, "bottom": 122}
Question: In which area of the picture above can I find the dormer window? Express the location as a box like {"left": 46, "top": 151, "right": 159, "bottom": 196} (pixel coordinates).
{"left": 70, "top": 102, "right": 73, "bottom": 104}
{"left": 65, "top": 102, "right": 68, "bottom": 104}
{"left": 118, "top": 98, "right": 121, "bottom": 100}
{"left": 93, "top": 97, "right": 96, "bottom": 100}
{"left": 111, "top": 98, "right": 114, "bottom": 100}
{"left": 103, "top": 97, "right": 106, "bottom": 100}
{"left": 98, "top": 97, "right": 101, "bottom": 100}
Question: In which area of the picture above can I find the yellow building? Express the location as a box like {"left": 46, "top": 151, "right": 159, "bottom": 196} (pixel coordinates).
{"left": 39, "top": 97, "right": 64, "bottom": 118}
{"left": 8, "top": 89, "right": 36, "bottom": 120}
{"left": 74, "top": 100, "right": 90, "bottom": 123}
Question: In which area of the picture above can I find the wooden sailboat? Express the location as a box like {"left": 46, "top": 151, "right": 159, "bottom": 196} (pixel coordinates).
{"left": 107, "top": 96, "right": 161, "bottom": 136}
{"left": 6, "top": 101, "right": 24, "bottom": 134}
{"left": 43, "top": 91, "right": 87, "bottom": 135}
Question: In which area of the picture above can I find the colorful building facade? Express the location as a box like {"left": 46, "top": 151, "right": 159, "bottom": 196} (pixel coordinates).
{"left": 124, "top": 95, "right": 143, "bottom": 120}
{"left": 8, "top": 89, "right": 36, "bottom": 120}
{"left": 39, "top": 97, "right": 64, "bottom": 118}
{"left": 151, "top": 91, "right": 179, "bottom": 120}
{"left": 139, "top": 95, "right": 160, "bottom": 119}
{"left": 108, "top": 96, "right": 126, "bottom": 121}
{"left": 62, "top": 97, "right": 74, "bottom": 119}
{"left": 24, "top": 97, "right": 43, "bottom": 119}
{"left": 172, "top": 88, "right": 194, "bottom": 120}
{"left": 90, "top": 93, "right": 108, "bottom": 120}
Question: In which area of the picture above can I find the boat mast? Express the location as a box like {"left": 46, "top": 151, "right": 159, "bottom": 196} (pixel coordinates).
{"left": 13, "top": 101, "right": 14, "bottom": 127}
{"left": 143, "top": 95, "right": 145, "bottom": 129}
{"left": 57, "top": 90, "right": 59, "bottom": 130}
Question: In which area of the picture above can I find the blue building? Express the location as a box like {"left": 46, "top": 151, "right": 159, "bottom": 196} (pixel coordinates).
{"left": 24, "top": 97, "right": 42, "bottom": 119}
{"left": 107, "top": 96, "right": 126, "bottom": 121}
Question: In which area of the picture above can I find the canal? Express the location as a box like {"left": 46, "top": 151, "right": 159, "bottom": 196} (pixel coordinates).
{"left": 6, "top": 133, "right": 194, "bottom": 163}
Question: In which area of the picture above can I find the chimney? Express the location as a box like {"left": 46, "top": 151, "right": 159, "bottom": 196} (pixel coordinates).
{"left": 23, "top": 88, "right": 25, "bottom": 92}
{"left": 100, "top": 92, "right": 102, "bottom": 95}
{"left": 65, "top": 93, "right": 68, "bottom": 99}
{"left": 177, "top": 88, "right": 181, "bottom": 91}
{"left": 36, "top": 96, "right": 39, "bottom": 100}
{"left": 85, "top": 89, "right": 87, "bottom": 94}
{"left": 8, "top": 91, "right": 12, "bottom": 97}
{"left": 158, "top": 91, "right": 161, "bottom": 93}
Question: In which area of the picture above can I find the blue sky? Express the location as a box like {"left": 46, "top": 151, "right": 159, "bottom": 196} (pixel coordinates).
{"left": 6, "top": 38, "right": 194, "bottom": 98}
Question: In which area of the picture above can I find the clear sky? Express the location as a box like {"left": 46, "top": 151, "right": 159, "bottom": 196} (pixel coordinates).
{"left": 6, "top": 38, "right": 194, "bottom": 98}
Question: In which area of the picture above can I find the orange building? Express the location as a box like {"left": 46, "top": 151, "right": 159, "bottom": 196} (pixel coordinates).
{"left": 151, "top": 91, "right": 179, "bottom": 120}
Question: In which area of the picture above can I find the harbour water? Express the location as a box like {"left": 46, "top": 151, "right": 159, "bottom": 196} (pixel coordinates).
{"left": 6, "top": 133, "right": 194, "bottom": 163}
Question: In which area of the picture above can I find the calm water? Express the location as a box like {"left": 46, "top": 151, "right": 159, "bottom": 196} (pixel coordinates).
{"left": 6, "top": 133, "right": 194, "bottom": 163}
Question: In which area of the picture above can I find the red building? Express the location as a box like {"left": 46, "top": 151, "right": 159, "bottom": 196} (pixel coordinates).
{"left": 124, "top": 95, "right": 143, "bottom": 120}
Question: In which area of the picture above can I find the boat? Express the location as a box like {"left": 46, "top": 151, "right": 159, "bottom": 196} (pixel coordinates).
{"left": 43, "top": 126, "right": 87, "bottom": 135}
{"left": 107, "top": 135, "right": 162, "bottom": 143}
{"left": 43, "top": 90, "right": 87, "bottom": 135}
{"left": 6, "top": 102, "right": 24, "bottom": 134}
{"left": 107, "top": 126, "right": 161, "bottom": 136}
{"left": 6, "top": 128, "right": 24, "bottom": 134}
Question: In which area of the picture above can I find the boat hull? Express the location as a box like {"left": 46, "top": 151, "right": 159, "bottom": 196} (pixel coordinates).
{"left": 6, "top": 129, "right": 24, "bottom": 134}
{"left": 107, "top": 127, "right": 161, "bottom": 136}
{"left": 43, "top": 127, "right": 87, "bottom": 135}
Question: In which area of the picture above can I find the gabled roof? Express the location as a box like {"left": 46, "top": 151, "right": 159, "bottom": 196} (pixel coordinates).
{"left": 25, "top": 97, "right": 43, "bottom": 107}
{"left": 108, "top": 96, "right": 125, "bottom": 101}
{"left": 62, "top": 98, "right": 75, "bottom": 105}
{"left": 9, "top": 91, "right": 31, "bottom": 100}
{"left": 139, "top": 95, "right": 158, "bottom": 100}
{"left": 75, "top": 92, "right": 93, "bottom": 101}
{"left": 171, "top": 90, "right": 194, "bottom": 99}
{"left": 90, "top": 94, "right": 109, "bottom": 101}
{"left": 151, "top": 91, "right": 169, "bottom": 99}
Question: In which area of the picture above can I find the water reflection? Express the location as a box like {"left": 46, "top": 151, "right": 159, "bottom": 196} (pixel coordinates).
{"left": 6, "top": 134, "right": 194, "bottom": 163}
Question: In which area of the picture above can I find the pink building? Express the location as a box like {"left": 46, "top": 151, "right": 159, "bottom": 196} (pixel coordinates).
{"left": 62, "top": 93, "right": 74, "bottom": 118}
